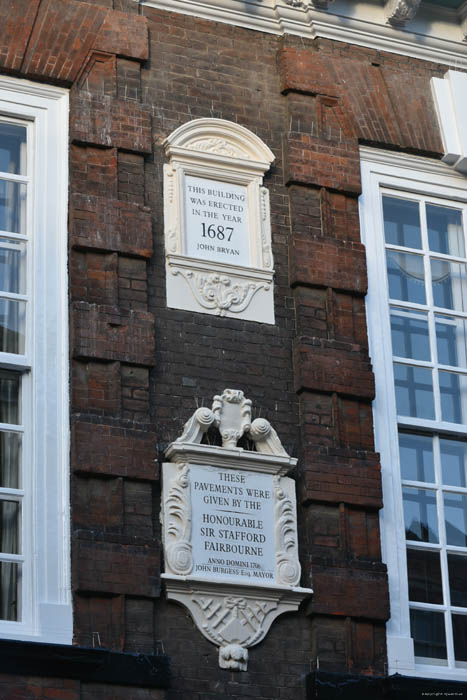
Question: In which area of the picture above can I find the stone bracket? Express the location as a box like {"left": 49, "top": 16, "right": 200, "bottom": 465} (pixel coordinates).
{"left": 163, "top": 576, "right": 310, "bottom": 670}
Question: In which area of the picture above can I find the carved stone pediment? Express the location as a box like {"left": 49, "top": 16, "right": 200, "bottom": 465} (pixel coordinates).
{"left": 162, "top": 390, "right": 312, "bottom": 670}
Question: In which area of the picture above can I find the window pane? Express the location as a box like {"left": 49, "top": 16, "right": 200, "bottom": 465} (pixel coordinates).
{"left": 383, "top": 196, "right": 422, "bottom": 249}
{"left": 407, "top": 548, "right": 443, "bottom": 604}
{"left": 448, "top": 554, "right": 467, "bottom": 607}
{"left": 0, "top": 561, "right": 20, "bottom": 621}
{"left": 453, "top": 615, "right": 467, "bottom": 665}
{"left": 0, "top": 180, "right": 25, "bottom": 235}
{"left": 0, "top": 299, "right": 25, "bottom": 355}
{"left": 387, "top": 251, "right": 426, "bottom": 304}
{"left": 410, "top": 609, "right": 447, "bottom": 663}
{"left": 436, "top": 314, "right": 467, "bottom": 368}
{"left": 431, "top": 259, "right": 467, "bottom": 312}
{"left": 403, "top": 487, "right": 438, "bottom": 543}
{"left": 440, "top": 438, "right": 467, "bottom": 487}
{"left": 0, "top": 124, "right": 26, "bottom": 176}
{"left": 390, "top": 308, "right": 430, "bottom": 361}
{"left": 399, "top": 433, "right": 434, "bottom": 482}
{"left": 0, "top": 500, "right": 20, "bottom": 554}
{"left": 394, "top": 364, "right": 435, "bottom": 419}
{"left": 427, "top": 204, "right": 465, "bottom": 258}
{"left": 0, "top": 432, "right": 20, "bottom": 489}
{"left": 0, "top": 239, "right": 25, "bottom": 295}
{"left": 444, "top": 492, "right": 467, "bottom": 547}
{"left": 439, "top": 370, "right": 467, "bottom": 425}
{"left": 0, "top": 372, "right": 19, "bottom": 425}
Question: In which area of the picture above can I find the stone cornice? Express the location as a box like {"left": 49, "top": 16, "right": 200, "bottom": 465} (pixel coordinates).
{"left": 136, "top": 0, "right": 467, "bottom": 68}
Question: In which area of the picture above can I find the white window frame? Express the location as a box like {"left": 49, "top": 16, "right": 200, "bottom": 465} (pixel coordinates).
{"left": 0, "top": 76, "right": 71, "bottom": 643}
{"left": 360, "top": 146, "right": 467, "bottom": 682}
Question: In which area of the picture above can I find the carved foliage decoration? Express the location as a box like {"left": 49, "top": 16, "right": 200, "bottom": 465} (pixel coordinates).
{"left": 385, "top": 0, "right": 421, "bottom": 26}
{"left": 165, "top": 463, "right": 193, "bottom": 575}
{"left": 171, "top": 268, "right": 269, "bottom": 317}
{"left": 274, "top": 476, "right": 301, "bottom": 586}
{"left": 284, "top": 0, "right": 334, "bottom": 8}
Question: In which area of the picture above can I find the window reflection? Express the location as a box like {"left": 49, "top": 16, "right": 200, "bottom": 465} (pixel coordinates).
{"left": 399, "top": 433, "right": 434, "bottom": 482}
{"left": 403, "top": 487, "right": 438, "bottom": 543}
{"left": 410, "top": 609, "right": 447, "bottom": 663}
{"left": 427, "top": 204, "right": 465, "bottom": 258}
{"left": 0, "top": 124, "right": 26, "bottom": 177}
{"left": 383, "top": 196, "right": 422, "bottom": 249}
{"left": 387, "top": 251, "right": 426, "bottom": 304}
{"left": 444, "top": 492, "right": 467, "bottom": 547}
{"left": 394, "top": 364, "right": 435, "bottom": 419}
{"left": 391, "top": 308, "right": 430, "bottom": 361}
{"left": 440, "top": 438, "right": 467, "bottom": 487}
{"left": 407, "top": 548, "right": 443, "bottom": 604}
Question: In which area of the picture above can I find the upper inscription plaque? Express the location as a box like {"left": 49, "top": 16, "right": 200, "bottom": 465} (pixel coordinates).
{"left": 163, "top": 119, "right": 275, "bottom": 323}
{"left": 185, "top": 176, "right": 250, "bottom": 266}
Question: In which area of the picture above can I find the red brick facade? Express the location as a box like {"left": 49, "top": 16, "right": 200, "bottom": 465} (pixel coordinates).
{"left": 0, "top": 0, "right": 456, "bottom": 698}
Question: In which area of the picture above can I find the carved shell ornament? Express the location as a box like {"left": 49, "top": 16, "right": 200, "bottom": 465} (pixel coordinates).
{"left": 187, "top": 137, "right": 249, "bottom": 159}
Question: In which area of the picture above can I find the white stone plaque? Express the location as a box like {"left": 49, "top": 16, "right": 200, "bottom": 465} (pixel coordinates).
{"left": 190, "top": 464, "right": 275, "bottom": 583}
{"left": 184, "top": 175, "right": 251, "bottom": 267}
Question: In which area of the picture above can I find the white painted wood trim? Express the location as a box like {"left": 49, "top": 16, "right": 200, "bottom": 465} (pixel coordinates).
{"left": 360, "top": 147, "right": 467, "bottom": 682}
{"left": 0, "top": 76, "right": 71, "bottom": 644}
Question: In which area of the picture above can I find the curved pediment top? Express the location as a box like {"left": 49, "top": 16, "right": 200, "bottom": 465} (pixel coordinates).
{"left": 164, "top": 118, "right": 275, "bottom": 167}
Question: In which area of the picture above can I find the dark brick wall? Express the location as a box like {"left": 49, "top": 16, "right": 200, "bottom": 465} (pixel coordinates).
{"left": 0, "top": 0, "right": 453, "bottom": 697}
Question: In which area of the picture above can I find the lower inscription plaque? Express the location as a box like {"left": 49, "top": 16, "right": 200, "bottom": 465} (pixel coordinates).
{"left": 191, "top": 465, "right": 275, "bottom": 583}
{"left": 161, "top": 389, "right": 312, "bottom": 671}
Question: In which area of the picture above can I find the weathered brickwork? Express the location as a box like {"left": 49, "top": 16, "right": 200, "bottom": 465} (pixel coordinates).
{"left": 0, "top": 0, "right": 453, "bottom": 697}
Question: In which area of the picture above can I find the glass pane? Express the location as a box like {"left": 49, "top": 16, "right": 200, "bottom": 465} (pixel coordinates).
{"left": 453, "top": 615, "right": 467, "bottom": 665}
{"left": 394, "top": 364, "right": 435, "bottom": 419}
{"left": 0, "top": 239, "right": 25, "bottom": 295}
{"left": 407, "top": 548, "right": 443, "bottom": 604}
{"left": 444, "top": 492, "right": 467, "bottom": 547}
{"left": 383, "top": 196, "right": 422, "bottom": 249}
{"left": 411, "top": 609, "right": 447, "bottom": 663}
{"left": 0, "top": 561, "right": 20, "bottom": 621}
{"left": 0, "top": 372, "right": 19, "bottom": 425}
{"left": 448, "top": 554, "right": 467, "bottom": 607}
{"left": 440, "top": 370, "right": 467, "bottom": 425}
{"left": 440, "top": 438, "right": 467, "bottom": 487}
{"left": 427, "top": 204, "right": 465, "bottom": 258}
{"left": 0, "top": 500, "right": 19, "bottom": 554}
{"left": 0, "top": 180, "right": 26, "bottom": 235}
{"left": 431, "top": 259, "right": 467, "bottom": 312}
{"left": 390, "top": 308, "right": 430, "bottom": 361}
{"left": 387, "top": 251, "right": 426, "bottom": 304}
{"left": 0, "top": 432, "right": 20, "bottom": 489}
{"left": 403, "top": 487, "right": 438, "bottom": 543}
{"left": 399, "top": 433, "right": 434, "bottom": 482}
{"left": 0, "top": 299, "right": 25, "bottom": 355}
{"left": 436, "top": 314, "right": 467, "bottom": 368}
{"left": 0, "top": 124, "right": 26, "bottom": 176}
